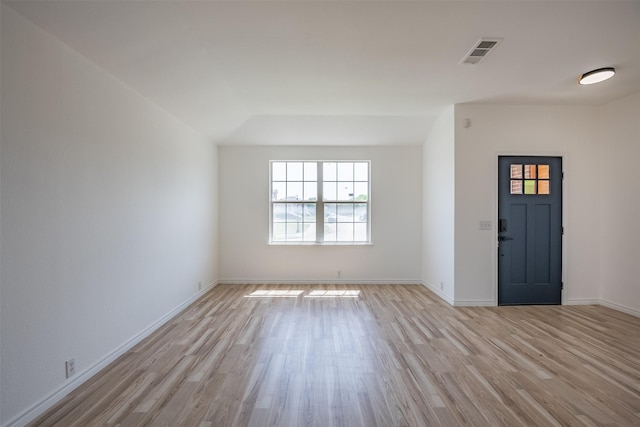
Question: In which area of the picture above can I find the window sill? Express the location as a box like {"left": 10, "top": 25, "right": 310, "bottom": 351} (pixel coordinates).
{"left": 268, "top": 241, "right": 373, "bottom": 246}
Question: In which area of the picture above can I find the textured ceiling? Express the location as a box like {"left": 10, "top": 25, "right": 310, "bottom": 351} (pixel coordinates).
{"left": 5, "top": 0, "right": 640, "bottom": 145}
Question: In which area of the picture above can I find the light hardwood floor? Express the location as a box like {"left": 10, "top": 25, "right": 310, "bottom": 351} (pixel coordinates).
{"left": 31, "top": 284, "right": 640, "bottom": 426}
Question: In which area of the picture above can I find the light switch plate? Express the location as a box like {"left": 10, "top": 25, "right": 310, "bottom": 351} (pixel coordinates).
{"left": 479, "top": 221, "right": 492, "bottom": 231}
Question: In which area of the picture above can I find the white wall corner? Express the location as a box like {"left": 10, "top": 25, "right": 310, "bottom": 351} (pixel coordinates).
{"left": 422, "top": 281, "right": 455, "bottom": 306}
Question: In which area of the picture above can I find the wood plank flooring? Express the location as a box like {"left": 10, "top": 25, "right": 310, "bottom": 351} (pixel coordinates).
{"left": 30, "top": 284, "right": 640, "bottom": 426}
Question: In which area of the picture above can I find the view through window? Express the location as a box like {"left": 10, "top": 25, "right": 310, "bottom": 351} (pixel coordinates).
{"left": 271, "top": 161, "right": 370, "bottom": 243}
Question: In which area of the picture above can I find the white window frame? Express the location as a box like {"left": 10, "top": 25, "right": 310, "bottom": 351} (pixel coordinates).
{"left": 270, "top": 160, "right": 371, "bottom": 244}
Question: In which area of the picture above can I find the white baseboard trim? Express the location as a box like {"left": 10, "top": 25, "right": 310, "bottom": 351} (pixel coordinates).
{"left": 566, "top": 298, "right": 600, "bottom": 305}
{"left": 3, "top": 281, "right": 218, "bottom": 427}
{"left": 566, "top": 298, "right": 640, "bottom": 318}
{"left": 421, "top": 281, "right": 496, "bottom": 307}
{"left": 453, "top": 299, "right": 496, "bottom": 307}
{"left": 421, "top": 281, "right": 455, "bottom": 305}
{"left": 218, "top": 279, "right": 423, "bottom": 285}
{"left": 599, "top": 299, "right": 640, "bottom": 318}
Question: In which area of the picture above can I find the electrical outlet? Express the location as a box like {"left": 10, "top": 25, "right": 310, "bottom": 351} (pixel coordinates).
{"left": 337, "top": 270, "right": 342, "bottom": 278}
{"left": 440, "top": 282, "right": 444, "bottom": 290}
{"left": 65, "top": 358, "right": 76, "bottom": 378}
{"left": 198, "top": 281, "right": 202, "bottom": 290}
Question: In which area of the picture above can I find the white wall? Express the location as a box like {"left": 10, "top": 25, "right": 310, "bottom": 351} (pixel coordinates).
{"left": 0, "top": 6, "right": 218, "bottom": 425}
{"left": 599, "top": 92, "right": 640, "bottom": 315}
{"left": 218, "top": 145, "right": 422, "bottom": 283}
{"left": 0, "top": 3, "right": 4, "bottom": 424}
{"left": 422, "top": 106, "right": 455, "bottom": 303}
{"left": 453, "top": 104, "right": 601, "bottom": 305}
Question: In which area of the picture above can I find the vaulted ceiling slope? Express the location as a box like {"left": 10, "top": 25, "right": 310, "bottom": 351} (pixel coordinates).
{"left": 5, "top": 1, "right": 640, "bottom": 145}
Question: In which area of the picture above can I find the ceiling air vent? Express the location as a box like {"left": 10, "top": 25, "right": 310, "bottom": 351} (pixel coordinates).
{"left": 460, "top": 38, "right": 502, "bottom": 65}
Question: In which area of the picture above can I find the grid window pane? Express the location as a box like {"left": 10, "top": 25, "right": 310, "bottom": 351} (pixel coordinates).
{"left": 355, "top": 204, "right": 367, "bottom": 222}
{"left": 273, "top": 162, "right": 287, "bottom": 181}
{"left": 287, "top": 182, "right": 302, "bottom": 200}
{"left": 538, "top": 165, "right": 550, "bottom": 179}
{"left": 510, "top": 165, "right": 523, "bottom": 179}
{"left": 323, "top": 182, "right": 337, "bottom": 201}
{"left": 337, "top": 204, "right": 354, "bottom": 222}
{"left": 273, "top": 203, "right": 287, "bottom": 222}
{"left": 524, "top": 165, "right": 537, "bottom": 179}
{"left": 337, "top": 223, "right": 354, "bottom": 241}
{"left": 354, "top": 223, "right": 367, "bottom": 241}
{"left": 303, "top": 223, "right": 316, "bottom": 241}
{"left": 288, "top": 162, "right": 303, "bottom": 181}
{"left": 355, "top": 162, "right": 368, "bottom": 181}
{"left": 304, "top": 162, "right": 317, "bottom": 181}
{"left": 337, "top": 182, "right": 354, "bottom": 200}
{"left": 353, "top": 182, "right": 369, "bottom": 201}
{"left": 272, "top": 161, "right": 369, "bottom": 244}
{"left": 324, "top": 223, "right": 337, "bottom": 241}
{"left": 338, "top": 163, "right": 354, "bottom": 181}
{"left": 324, "top": 203, "right": 336, "bottom": 218}
{"left": 511, "top": 180, "right": 523, "bottom": 194}
{"left": 539, "top": 180, "right": 550, "bottom": 194}
{"left": 272, "top": 182, "right": 286, "bottom": 201}
{"left": 304, "top": 204, "right": 316, "bottom": 222}
{"left": 324, "top": 163, "right": 337, "bottom": 181}
{"left": 287, "top": 203, "right": 303, "bottom": 220}
{"left": 272, "top": 223, "right": 286, "bottom": 241}
{"left": 286, "top": 222, "right": 303, "bottom": 240}
{"left": 354, "top": 182, "right": 368, "bottom": 201}
{"left": 303, "top": 182, "right": 317, "bottom": 201}
{"left": 508, "top": 163, "right": 551, "bottom": 197}
{"left": 524, "top": 180, "right": 537, "bottom": 194}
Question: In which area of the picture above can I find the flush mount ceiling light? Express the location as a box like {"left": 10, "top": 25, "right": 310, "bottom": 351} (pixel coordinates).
{"left": 578, "top": 67, "right": 616, "bottom": 85}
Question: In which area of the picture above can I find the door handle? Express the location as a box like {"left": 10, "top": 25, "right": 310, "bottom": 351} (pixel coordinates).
{"left": 498, "top": 235, "right": 513, "bottom": 242}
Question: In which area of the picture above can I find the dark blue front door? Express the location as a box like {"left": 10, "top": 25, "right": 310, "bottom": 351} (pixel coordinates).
{"left": 498, "top": 156, "right": 562, "bottom": 305}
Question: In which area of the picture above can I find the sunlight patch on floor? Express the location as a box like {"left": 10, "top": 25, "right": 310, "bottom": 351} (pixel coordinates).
{"left": 244, "top": 290, "right": 361, "bottom": 298}
{"left": 305, "top": 290, "right": 360, "bottom": 298}
{"left": 245, "top": 290, "right": 304, "bottom": 298}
